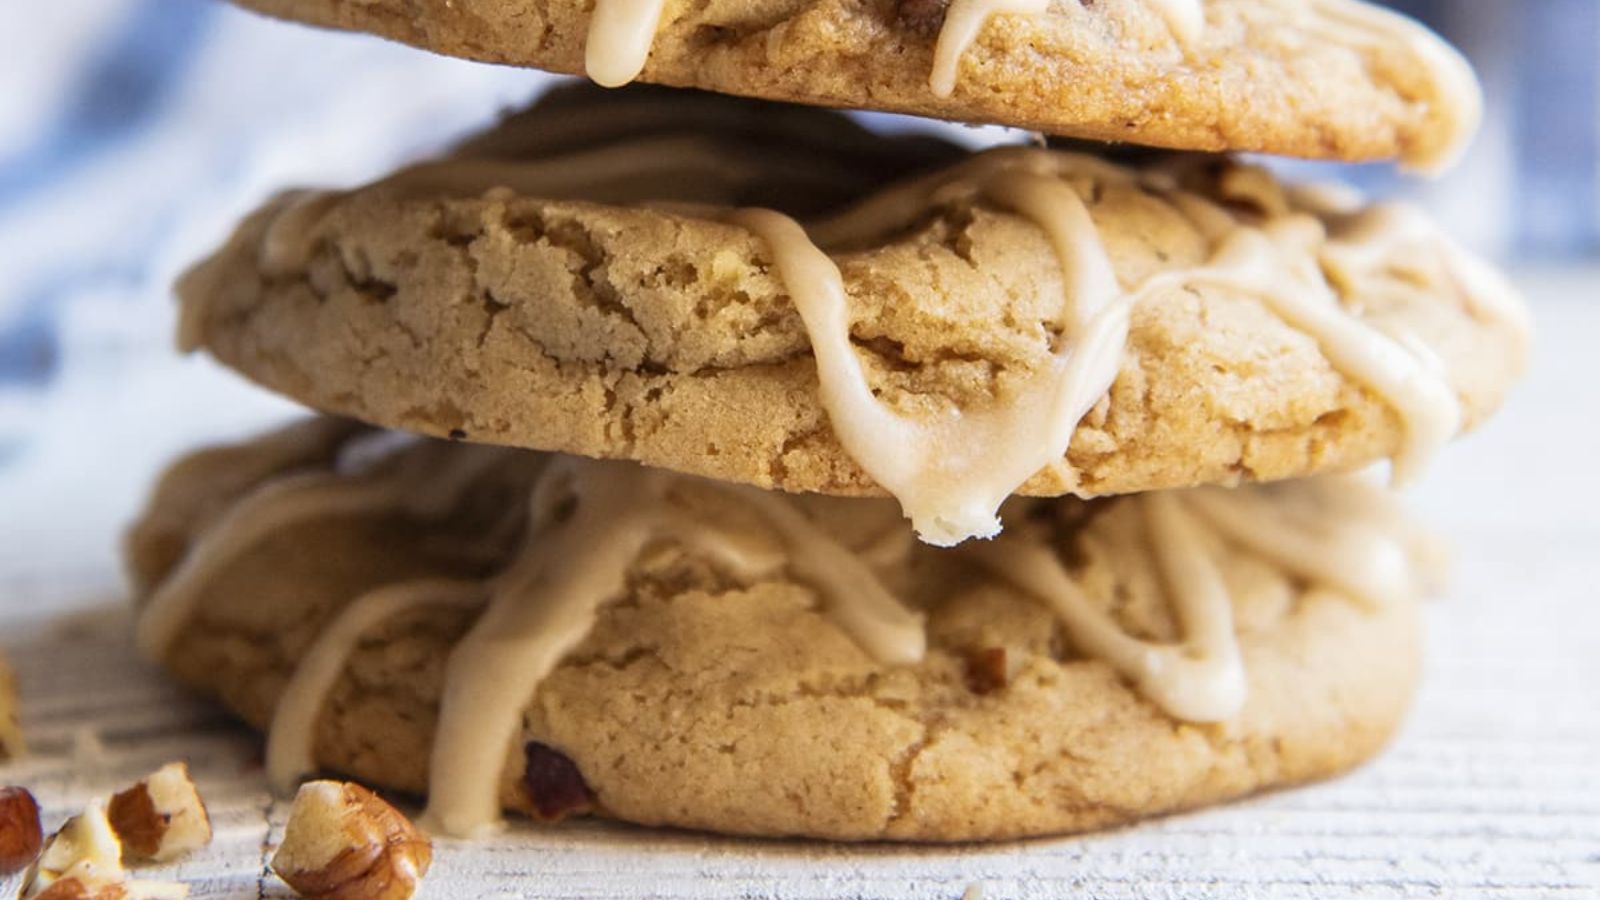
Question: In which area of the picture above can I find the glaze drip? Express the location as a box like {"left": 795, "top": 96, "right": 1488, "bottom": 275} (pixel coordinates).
{"left": 725, "top": 158, "right": 1131, "bottom": 546}
{"left": 586, "top": 0, "right": 669, "bottom": 87}
{"left": 920, "top": 0, "right": 1474, "bottom": 170}
{"left": 736, "top": 147, "right": 1491, "bottom": 541}
{"left": 266, "top": 579, "right": 486, "bottom": 790}
{"left": 574, "top": 0, "right": 1475, "bottom": 168}
{"left": 134, "top": 440, "right": 512, "bottom": 660}
{"left": 151, "top": 435, "right": 922, "bottom": 834}
{"left": 972, "top": 475, "right": 1431, "bottom": 721}
{"left": 915, "top": 0, "right": 1207, "bottom": 98}
{"left": 1148, "top": 0, "right": 1206, "bottom": 45}
{"left": 423, "top": 455, "right": 925, "bottom": 835}
{"left": 929, "top": 0, "right": 1050, "bottom": 98}
{"left": 1300, "top": 0, "right": 1481, "bottom": 172}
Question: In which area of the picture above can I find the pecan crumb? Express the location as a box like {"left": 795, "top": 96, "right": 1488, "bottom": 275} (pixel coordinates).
{"left": 107, "top": 762, "right": 212, "bottom": 862}
{"left": 0, "top": 786, "right": 42, "bottom": 875}
{"left": 271, "top": 781, "right": 430, "bottom": 900}
{"left": 105, "top": 782, "right": 163, "bottom": 861}
{"left": 521, "top": 742, "right": 595, "bottom": 821}
{"left": 964, "top": 647, "right": 1009, "bottom": 695}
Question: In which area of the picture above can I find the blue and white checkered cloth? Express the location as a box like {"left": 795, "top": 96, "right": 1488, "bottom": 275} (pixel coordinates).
{"left": 0, "top": 1, "right": 553, "bottom": 576}
{"left": 0, "top": 0, "right": 555, "bottom": 391}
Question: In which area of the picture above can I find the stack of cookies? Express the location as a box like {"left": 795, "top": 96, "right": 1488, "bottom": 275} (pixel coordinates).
{"left": 129, "top": 0, "right": 1531, "bottom": 841}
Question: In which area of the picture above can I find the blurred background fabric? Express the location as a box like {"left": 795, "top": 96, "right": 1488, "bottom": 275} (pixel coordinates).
{"left": 0, "top": 0, "right": 1595, "bottom": 576}
{"left": 1383, "top": 0, "right": 1600, "bottom": 256}
{"left": 0, "top": 0, "right": 553, "bottom": 574}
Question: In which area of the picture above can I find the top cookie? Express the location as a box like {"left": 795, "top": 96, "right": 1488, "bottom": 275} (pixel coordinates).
{"left": 178, "top": 86, "right": 1530, "bottom": 546}
{"left": 230, "top": 0, "right": 1480, "bottom": 169}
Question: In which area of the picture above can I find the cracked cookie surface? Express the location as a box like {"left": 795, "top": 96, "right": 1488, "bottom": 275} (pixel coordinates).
{"left": 179, "top": 87, "right": 1528, "bottom": 504}
{"left": 227, "top": 0, "right": 1476, "bottom": 167}
{"left": 129, "top": 422, "right": 1424, "bottom": 841}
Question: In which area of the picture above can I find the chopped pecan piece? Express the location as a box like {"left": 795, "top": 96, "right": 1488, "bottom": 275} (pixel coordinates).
{"left": 964, "top": 646, "right": 1009, "bottom": 695}
{"left": 0, "top": 786, "right": 43, "bottom": 875}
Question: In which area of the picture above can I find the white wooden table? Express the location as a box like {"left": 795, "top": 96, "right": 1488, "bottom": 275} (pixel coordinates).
{"left": 1, "top": 272, "right": 1596, "bottom": 898}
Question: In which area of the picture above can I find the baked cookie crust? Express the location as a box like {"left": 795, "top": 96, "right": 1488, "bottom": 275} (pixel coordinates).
{"left": 228, "top": 0, "right": 1479, "bottom": 168}
{"left": 179, "top": 88, "right": 1529, "bottom": 512}
{"left": 130, "top": 423, "right": 1429, "bottom": 841}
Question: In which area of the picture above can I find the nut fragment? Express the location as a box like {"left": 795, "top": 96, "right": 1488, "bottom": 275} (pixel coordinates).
{"left": 0, "top": 656, "right": 23, "bottom": 760}
{"left": 0, "top": 786, "right": 43, "bottom": 875}
{"left": 963, "top": 646, "right": 1010, "bottom": 695}
{"left": 521, "top": 741, "right": 595, "bottom": 822}
{"left": 107, "top": 763, "right": 212, "bottom": 862}
{"left": 18, "top": 802, "right": 187, "bottom": 899}
{"left": 270, "top": 781, "right": 431, "bottom": 900}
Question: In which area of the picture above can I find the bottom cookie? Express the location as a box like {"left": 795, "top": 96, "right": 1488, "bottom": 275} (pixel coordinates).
{"left": 128, "top": 419, "right": 1435, "bottom": 841}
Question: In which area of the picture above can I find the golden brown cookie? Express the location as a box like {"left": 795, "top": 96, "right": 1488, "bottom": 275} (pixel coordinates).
{"left": 227, "top": 0, "right": 1480, "bottom": 169}
{"left": 178, "top": 87, "right": 1529, "bottom": 544}
{"left": 129, "top": 420, "right": 1435, "bottom": 841}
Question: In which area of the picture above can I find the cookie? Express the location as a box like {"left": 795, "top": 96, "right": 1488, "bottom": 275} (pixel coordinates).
{"left": 130, "top": 420, "right": 1437, "bottom": 841}
{"left": 178, "top": 87, "right": 1530, "bottom": 545}
{"left": 227, "top": 0, "right": 1479, "bottom": 170}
